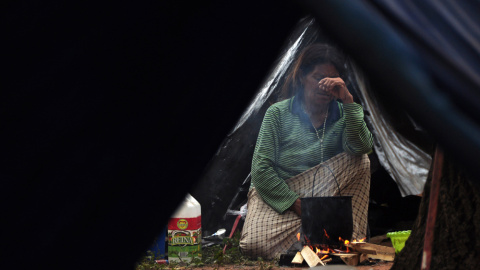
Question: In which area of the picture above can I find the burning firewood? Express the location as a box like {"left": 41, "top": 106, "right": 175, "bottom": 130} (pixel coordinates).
{"left": 300, "top": 246, "right": 325, "bottom": 267}
{"left": 292, "top": 230, "right": 394, "bottom": 267}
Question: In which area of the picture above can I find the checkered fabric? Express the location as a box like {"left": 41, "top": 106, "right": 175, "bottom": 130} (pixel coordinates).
{"left": 239, "top": 152, "right": 370, "bottom": 260}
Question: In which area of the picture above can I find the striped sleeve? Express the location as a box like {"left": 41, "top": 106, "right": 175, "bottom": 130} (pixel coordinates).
{"left": 251, "top": 106, "right": 299, "bottom": 214}
{"left": 342, "top": 103, "right": 373, "bottom": 155}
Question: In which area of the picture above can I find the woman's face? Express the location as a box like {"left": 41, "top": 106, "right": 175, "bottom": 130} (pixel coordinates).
{"left": 302, "top": 63, "right": 339, "bottom": 107}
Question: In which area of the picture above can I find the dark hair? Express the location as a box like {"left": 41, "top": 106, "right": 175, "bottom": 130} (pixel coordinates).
{"left": 279, "top": 43, "right": 347, "bottom": 101}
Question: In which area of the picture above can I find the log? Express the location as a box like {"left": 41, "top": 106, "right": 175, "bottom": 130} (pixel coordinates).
{"left": 349, "top": 242, "right": 395, "bottom": 253}
{"left": 291, "top": 251, "right": 304, "bottom": 264}
{"left": 331, "top": 253, "right": 359, "bottom": 266}
{"left": 300, "top": 246, "right": 325, "bottom": 267}
{"left": 323, "top": 258, "right": 332, "bottom": 263}
{"left": 360, "top": 253, "right": 369, "bottom": 264}
{"left": 367, "top": 252, "right": 395, "bottom": 262}
{"left": 347, "top": 242, "right": 395, "bottom": 261}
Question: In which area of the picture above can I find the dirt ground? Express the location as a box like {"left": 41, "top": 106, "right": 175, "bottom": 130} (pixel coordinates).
{"left": 351, "top": 261, "right": 393, "bottom": 269}
{"left": 185, "top": 235, "right": 395, "bottom": 270}
{"left": 279, "top": 261, "right": 393, "bottom": 269}
{"left": 280, "top": 261, "right": 393, "bottom": 269}
{"left": 193, "top": 261, "right": 393, "bottom": 270}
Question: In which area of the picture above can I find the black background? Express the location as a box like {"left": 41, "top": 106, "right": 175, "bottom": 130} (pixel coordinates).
{"left": 2, "top": 1, "right": 308, "bottom": 269}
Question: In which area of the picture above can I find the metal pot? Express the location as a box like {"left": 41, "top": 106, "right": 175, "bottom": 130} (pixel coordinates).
{"left": 301, "top": 196, "right": 353, "bottom": 246}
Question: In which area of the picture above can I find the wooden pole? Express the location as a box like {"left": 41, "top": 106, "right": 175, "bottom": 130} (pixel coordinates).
{"left": 223, "top": 214, "right": 242, "bottom": 254}
{"left": 421, "top": 146, "right": 444, "bottom": 270}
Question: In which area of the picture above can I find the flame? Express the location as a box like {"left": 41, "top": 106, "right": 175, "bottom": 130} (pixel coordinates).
{"left": 320, "top": 247, "right": 334, "bottom": 254}
{"left": 338, "top": 237, "right": 349, "bottom": 245}
{"left": 352, "top": 237, "right": 366, "bottom": 243}
{"left": 337, "top": 237, "right": 351, "bottom": 252}
{"left": 300, "top": 230, "right": 367, "bottom": 263}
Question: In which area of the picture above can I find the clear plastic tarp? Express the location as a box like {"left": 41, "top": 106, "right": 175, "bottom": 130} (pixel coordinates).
{"left": 234, "top": 18, "right": 431, "bottom": 196}
{"left": 193, "top": 17, "right": 432, "bottom": 236}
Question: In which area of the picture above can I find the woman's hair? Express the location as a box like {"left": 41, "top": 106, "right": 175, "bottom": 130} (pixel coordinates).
{"left": 279, "top": 43, "right": 347, "bottom": 101}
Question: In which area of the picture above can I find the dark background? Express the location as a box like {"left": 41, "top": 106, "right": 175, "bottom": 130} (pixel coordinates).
{"left": 3, "top": 1, "right": 480, "bottom": 269}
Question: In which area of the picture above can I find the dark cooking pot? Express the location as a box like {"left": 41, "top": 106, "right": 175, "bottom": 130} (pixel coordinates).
{"left": 301, "top": 196, "right": 353, "bottom": 246}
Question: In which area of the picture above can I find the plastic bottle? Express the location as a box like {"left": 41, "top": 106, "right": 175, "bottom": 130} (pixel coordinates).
{"left": 167, "top": 193, "right": 201, "bottom": 262}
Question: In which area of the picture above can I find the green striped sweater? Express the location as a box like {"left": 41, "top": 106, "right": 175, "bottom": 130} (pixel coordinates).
{"left": 251, "top": 96, "right": 373, "bottom": 214}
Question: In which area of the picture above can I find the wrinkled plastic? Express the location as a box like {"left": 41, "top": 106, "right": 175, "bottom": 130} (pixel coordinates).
{"left": 232, "top": 21, "right": 312, "bottom": 134}
{"left": 233, "top": 18, "right": 431, "bottom": 195}
{"left": 352, "top": 66, "right": 431, "bottom": 196}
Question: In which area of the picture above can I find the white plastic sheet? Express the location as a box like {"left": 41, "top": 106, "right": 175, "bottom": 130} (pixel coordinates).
{"left": 352, "top": 65, "right": 431, "bottom": 196}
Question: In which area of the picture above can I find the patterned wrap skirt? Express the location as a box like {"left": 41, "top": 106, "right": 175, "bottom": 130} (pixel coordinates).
{"left": 239, "top": 152, "right": 370, "bottom": 260}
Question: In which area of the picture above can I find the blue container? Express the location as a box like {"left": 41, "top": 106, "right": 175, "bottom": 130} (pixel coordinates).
{"left": 150, "top": 227, "right": 167, "bottom": 259}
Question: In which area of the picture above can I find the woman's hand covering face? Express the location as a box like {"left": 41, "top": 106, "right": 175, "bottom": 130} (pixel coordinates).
{"left": 318, "top": 77, "right": 353, "bottom": 103}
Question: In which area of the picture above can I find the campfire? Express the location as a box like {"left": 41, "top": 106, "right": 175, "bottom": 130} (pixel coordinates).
{"left": 289, "top": 230, "right": 395, "bottom": 267}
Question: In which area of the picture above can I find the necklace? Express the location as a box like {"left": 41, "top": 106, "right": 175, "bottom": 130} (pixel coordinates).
{"left": 309, "top": 107, "right": 329, "bottom": 163}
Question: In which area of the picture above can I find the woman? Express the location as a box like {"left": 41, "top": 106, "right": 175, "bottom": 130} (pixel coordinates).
{"left": 239, "top": 43, "right": 373, "bottom": 259}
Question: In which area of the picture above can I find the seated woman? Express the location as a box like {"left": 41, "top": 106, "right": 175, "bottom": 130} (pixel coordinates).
{"left": 239, "top": 43, "right": 373, "bottom": 260}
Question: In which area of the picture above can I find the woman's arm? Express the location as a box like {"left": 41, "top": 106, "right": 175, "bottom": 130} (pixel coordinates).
{"left": 319, "top": 77, "right": 373, "bottom": 155}
{"left": 251, "top": 106, "right": 299, "bottom": 214}
{"left": 342, "top": 102, "right": 373, "bottom": 155}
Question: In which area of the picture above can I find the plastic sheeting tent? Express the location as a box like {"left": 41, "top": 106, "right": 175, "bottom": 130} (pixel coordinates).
{"left": 192, "top": 17, "right": 433, "bottom": 237}
{"left": 194, "top": 0, "right": 480, "bottom": 238}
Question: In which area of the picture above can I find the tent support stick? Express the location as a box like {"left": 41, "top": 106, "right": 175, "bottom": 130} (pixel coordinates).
{"left": 223, "top": 214, "right": 242, "bottom": 254}
{"left": 421, "top": 146, "right": 444, "bottom": 270}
